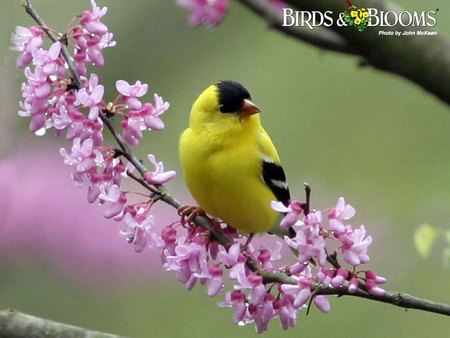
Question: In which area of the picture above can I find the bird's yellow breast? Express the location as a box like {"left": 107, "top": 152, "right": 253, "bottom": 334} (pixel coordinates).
{"left": 179, "top": 111, "right": 280, "bottom": 234}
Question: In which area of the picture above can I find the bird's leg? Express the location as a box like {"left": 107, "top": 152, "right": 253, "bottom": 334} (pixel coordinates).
{"left": 178, "top": 205, "right": 206, "bottom": 226}
{"left": 242, "top": 233, "right": 255, "bottom": 250}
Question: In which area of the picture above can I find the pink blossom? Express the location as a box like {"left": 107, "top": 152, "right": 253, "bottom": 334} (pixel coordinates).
{"left": 11, "top": 26, "right": 43, "bottom": 68}
{"left": 365, "top": 279, "right": 386, "bottom": 296}
{"left": 271, "top": 200, "right": 304, "bottom": 228}
{"left": 365, "top": 270, "right": 387, "bottom": 284}
{"left": 313, "top": 295, "right": 330, "bottom": 312}
{"left": 331, "top": 268, "right": 349, "bottom": 287}
{"left": 207, "top": 265, "right": 223, "bottom": 297}
{"left": 99, "top": 31, "right": 116, "bottom": 49}
{"left": 86, "top": 37, "right": 104, "bottom": 67}
{"left": 275, "top": 297, "right": 298, "bottom": 330}
{"left": 348, "top": 277, "right": 359, "bottom": 293}
{"left": 329, "top": 197, "right": 356, "bottom": 235}
{"left": 143, "top": 154, "right": 176, "bottom": 184}
{"left": 223, "top": 244, "right": 251, "bottom": 286}
{"left": 119, "top": 93, "right": 169, "bottom": 145}
{"left": 119, "top": 212, "right": 156, "bottom": 253}
{"left": 64, "top": 110, "right": 85, "bottom": 139}
{"left": 160, "top": 226, "right": 178, "bottom": 263}
{"left": 250, "top": 293, "right": 276, "bottom": 333}
{"left": 270, "top": 200, "right": 289, "bottom": 213}
{"left": 49, "top": 105, "right": 71, "bottom": 131}
{"left": 285, "top": 225, "right": 327, "bottom": 266}
{"left": 59, "top": 137, "right": 100, "bottom": 173}
{"left": 166, "top": 242, "right": 210, "bottom": 287}
{"left": 304, "top": 210, "right": 323, "bottom": 226}
{"left": 142, "top": 94, "right": 170, "bottom": 130}
{"left": 364, "top": 270, "right": 386, "bottom": 296}
{"left": 218, "top": 242, "right": 241, "bottom": 266}
{"left": 121, "top": 114, "right": 143, "bottom": 146}
{"left": 75, "top": 74, "right": 104, "bottom": 120}
{"left": 257, "top": 244, "right": 281, "bottom": 269}
{"left": 116, "top": 80, "right": 149, "bottom": 110}
{"left": 98, "top": 184, "right": 127, "bottom": 218}
{"left": 104, "top": 157, "right": 127, "bottom": 187}
{"left": 74, "top": 1, "right": 115, "bottom": 70}
{"left": 73, "top": 26, "right": 88, "bottom": 50}
{"left": 280, "top": 277, "right": 312, "bottom": 309}
{"left": 18, "top": 77, "right": 48, "bottom": 132}
{"left": 248, "top": 274, "right": 266, "bottom": 306}
{"left": 289, "top": 261, "right": 308, "bottom": 274}
{"left": 280, "top": 284, "right": 305, "bottom": 308}
{"left": 24, "top": 66, "right": 51, "bottom": 100}
{"left": 219, "top": 290, "right": 248, "bottom": 324}
{"left": 339, "top": 225, "right": 372, "bottom": 266}
{"left": 228, "top": 259, "right": 248, "bottom": 285}
{"left": 31, "top": 42, "right": 62, "bottom": 76}
{"left": 177, "top": 0, "right": 230, "bottom": 26}
{"left": 60, "top": 109, "right": 104, "bottom": 146}
{"left": 151, "top": 94, "right": 170, "bottom": 128}
{"left": 315, "top": 267, "right": 333, "bottom": 285}
{"left": 80, "top": 0, "right": 109, "bottom": 35}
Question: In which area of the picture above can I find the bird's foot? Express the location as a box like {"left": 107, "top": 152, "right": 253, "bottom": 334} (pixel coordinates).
{"left": 242, "top": 233, "right": 255, "bottom": 251}
{"left": 178, "top": 205, "right": 206, "bottom": 226}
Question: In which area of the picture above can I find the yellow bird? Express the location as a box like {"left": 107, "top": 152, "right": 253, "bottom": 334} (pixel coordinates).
{"left": 179, "top": 81, "right": 293, "bottom": 236}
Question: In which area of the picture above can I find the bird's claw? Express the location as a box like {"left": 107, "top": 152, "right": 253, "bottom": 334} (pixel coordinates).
{"left": 178, "top": 205, "right": 205, "bottom": 226}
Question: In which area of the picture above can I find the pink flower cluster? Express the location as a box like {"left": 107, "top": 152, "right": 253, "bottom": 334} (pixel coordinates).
{"left": 150, "top": 197, "right": 386, "bottom": 333}
{"left": 176, "top": 0, "right": 230, "bottom": 26}
{"left": 175, "top": 0, "right": 289, "bottom": 26}
{"left": 12, "top": 1, "right": 174, "bottom": 252}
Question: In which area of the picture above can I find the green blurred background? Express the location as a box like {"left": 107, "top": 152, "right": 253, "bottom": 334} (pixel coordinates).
{"left": 1, "top": 0, "right": 449, "bottom": 337}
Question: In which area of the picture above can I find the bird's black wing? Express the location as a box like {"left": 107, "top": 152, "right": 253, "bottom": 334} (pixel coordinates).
{"left": 261, "top": 157, "right": 291, "bottom": 207}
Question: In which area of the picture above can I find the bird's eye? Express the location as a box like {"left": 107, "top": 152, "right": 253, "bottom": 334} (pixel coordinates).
{"left": 217, "top": 80, "right": 251, "bottom": 114}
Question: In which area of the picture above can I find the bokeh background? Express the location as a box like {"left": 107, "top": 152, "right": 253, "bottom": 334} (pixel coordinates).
{"left": 1, "top": 0, "right": 449, "bottom": 337}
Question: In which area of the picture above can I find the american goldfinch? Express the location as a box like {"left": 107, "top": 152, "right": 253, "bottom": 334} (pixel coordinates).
{"left": 179, "top": 81, "right": 293, "bottom": 236}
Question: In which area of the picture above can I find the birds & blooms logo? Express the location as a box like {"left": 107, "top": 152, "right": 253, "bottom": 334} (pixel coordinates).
{"left": 282, "top": 0, "right": 439, "bottom": 34}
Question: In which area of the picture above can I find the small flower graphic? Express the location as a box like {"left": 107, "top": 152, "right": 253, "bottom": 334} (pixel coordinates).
{"left": 342, "top": 2, "right": 371, "bottom": 32}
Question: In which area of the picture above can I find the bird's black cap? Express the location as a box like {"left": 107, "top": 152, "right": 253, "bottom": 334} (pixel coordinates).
{"left": 217, "top": 80, "right": 251, "bottom": 113}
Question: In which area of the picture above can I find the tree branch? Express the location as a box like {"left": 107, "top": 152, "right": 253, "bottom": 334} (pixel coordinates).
{"left": 0, "top": 309, "right": 124, "bottom": 338}
{"left": 239, "top": 0, "right": 450, "bottom": 105}
{"left": 317, "top": 286, "right": 450, "bottom": 316}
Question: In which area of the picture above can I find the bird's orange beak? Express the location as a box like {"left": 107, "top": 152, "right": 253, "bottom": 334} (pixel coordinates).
{"left": 239, "top": 99, "right": 261, "bottom": 117}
